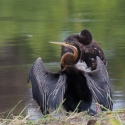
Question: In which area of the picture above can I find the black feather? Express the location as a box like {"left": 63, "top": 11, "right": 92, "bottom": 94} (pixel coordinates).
{"left": 83, "top": 56, "right": 113, "bottom": 110}
{"left": 28, "top": 57, "right": 66, "bottom": 114}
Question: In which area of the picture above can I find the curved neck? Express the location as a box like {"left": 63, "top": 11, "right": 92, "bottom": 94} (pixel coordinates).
{"left": 66, "top": 45, "right": 78, "bottom": 60}
{"left": 68, "top": 43, "right": 81, "bottom": 64}
{"left": 61, "top": 44, "right": 81, "bottom": 69}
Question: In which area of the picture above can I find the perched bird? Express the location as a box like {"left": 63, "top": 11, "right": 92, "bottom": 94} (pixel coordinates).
{"left": 61, "top": 30, "right": 106, "bottom": 70}
{"left": 27, "top": 42, "right": 113, "bottom": 115}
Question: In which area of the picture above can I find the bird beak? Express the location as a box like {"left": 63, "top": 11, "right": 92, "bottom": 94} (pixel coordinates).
{"left": 50, "top": 42, "right": 68, "bottom": 47}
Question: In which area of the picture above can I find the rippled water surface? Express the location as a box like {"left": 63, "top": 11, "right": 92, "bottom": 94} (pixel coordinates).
{"left": 0, "top": 0, "right": 125, "bottom": 117}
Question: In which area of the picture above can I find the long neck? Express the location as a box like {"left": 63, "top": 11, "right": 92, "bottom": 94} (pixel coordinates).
{"left": 61, "top": 45, "right": 80, "bottom": 69}
{"left": 67, "top": 45, "right": 78, "bottom": 60}
{"left": 68, "top": 43, "right": 81, "bottom": 64}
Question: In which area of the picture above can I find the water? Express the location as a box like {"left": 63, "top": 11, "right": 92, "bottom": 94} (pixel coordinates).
{"left": 0, "top": 0, "right": 125, "bottom": 117}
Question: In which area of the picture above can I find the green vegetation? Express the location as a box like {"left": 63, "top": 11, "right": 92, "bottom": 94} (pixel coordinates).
{"left": 0, "top": 101, "right": 125, "bottom": 125}
{"left": 0, "top": 106, "right": 125, "bottom": 125}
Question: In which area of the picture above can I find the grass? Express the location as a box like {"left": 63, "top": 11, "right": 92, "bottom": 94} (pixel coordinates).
{"left": 0, "top": 102, "right": 125, "bottom": 125}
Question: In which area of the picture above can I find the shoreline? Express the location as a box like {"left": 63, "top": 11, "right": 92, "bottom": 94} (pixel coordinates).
{"left": 0, "top": 107, "right": 125, "bottom": 125}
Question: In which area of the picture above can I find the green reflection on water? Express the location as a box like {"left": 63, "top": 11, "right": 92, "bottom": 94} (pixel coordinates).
{"left": 0, "top": 0, "right": 125, "bottom": 52}
{"left": 0, "top": 0, "right": 125, "bottom": 100}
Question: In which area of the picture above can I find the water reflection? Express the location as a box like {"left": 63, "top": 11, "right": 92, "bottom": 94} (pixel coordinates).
{"left": 0, "top": 0, "right": 125, "bottom": 117}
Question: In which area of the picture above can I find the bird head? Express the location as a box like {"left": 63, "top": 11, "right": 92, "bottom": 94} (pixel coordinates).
{"left": 78, "top": 30, "right": 92, "bottom": 45}
{"left": 50, "top": 42, "right": 79, "bottom": 58}
{"left": 50, "top": 42, "right": 81, "bottom": 67}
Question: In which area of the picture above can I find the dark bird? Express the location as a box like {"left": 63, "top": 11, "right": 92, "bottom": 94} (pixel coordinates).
{"left": 61, "top": 30, "right": 106, "bottom": 70}
{"left": 27, "top": 42, "right": 113, "bottom": 115}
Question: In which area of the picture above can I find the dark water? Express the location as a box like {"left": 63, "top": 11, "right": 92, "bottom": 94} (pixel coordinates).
{"left": 0, "top": 0, "right": 125, "bottom": 117}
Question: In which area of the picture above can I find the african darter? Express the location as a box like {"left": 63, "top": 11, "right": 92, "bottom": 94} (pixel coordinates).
{"left": 27, "top": 42, "right": 113, "bottom": 115}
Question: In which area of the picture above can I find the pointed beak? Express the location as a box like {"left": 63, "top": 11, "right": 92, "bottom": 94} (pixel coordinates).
{"left": 49, "top": 42, "right": 68, "bottom": 47}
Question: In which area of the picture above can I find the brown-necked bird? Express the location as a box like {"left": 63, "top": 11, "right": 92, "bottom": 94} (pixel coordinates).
{"left": 61, "top": 30, "right": 106, "bottom": 70}
{"left": 27, "top": 41, "right": 113, "bottom": 115}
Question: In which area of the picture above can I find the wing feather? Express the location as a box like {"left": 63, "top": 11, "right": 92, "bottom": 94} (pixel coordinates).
{"left": 83, "top": 56, "right": 113, "bottom": 110}
{"left": 28, "top": 57, "right": 66, "bottom": 114}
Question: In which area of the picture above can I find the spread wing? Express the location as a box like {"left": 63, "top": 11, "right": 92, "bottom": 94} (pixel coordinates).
{"left": 83, "top": 56, "right": 113, "bottom": 111}
{"left": 27, "top": 57, "right": 66, "bottom": 114}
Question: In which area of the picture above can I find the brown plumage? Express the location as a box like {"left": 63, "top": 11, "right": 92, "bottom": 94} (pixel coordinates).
{"left": 60, "top": 42, "right": 80, "bottom": 69}
{"left": 61, "top": 30, "right": 106, "bottom": 70}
